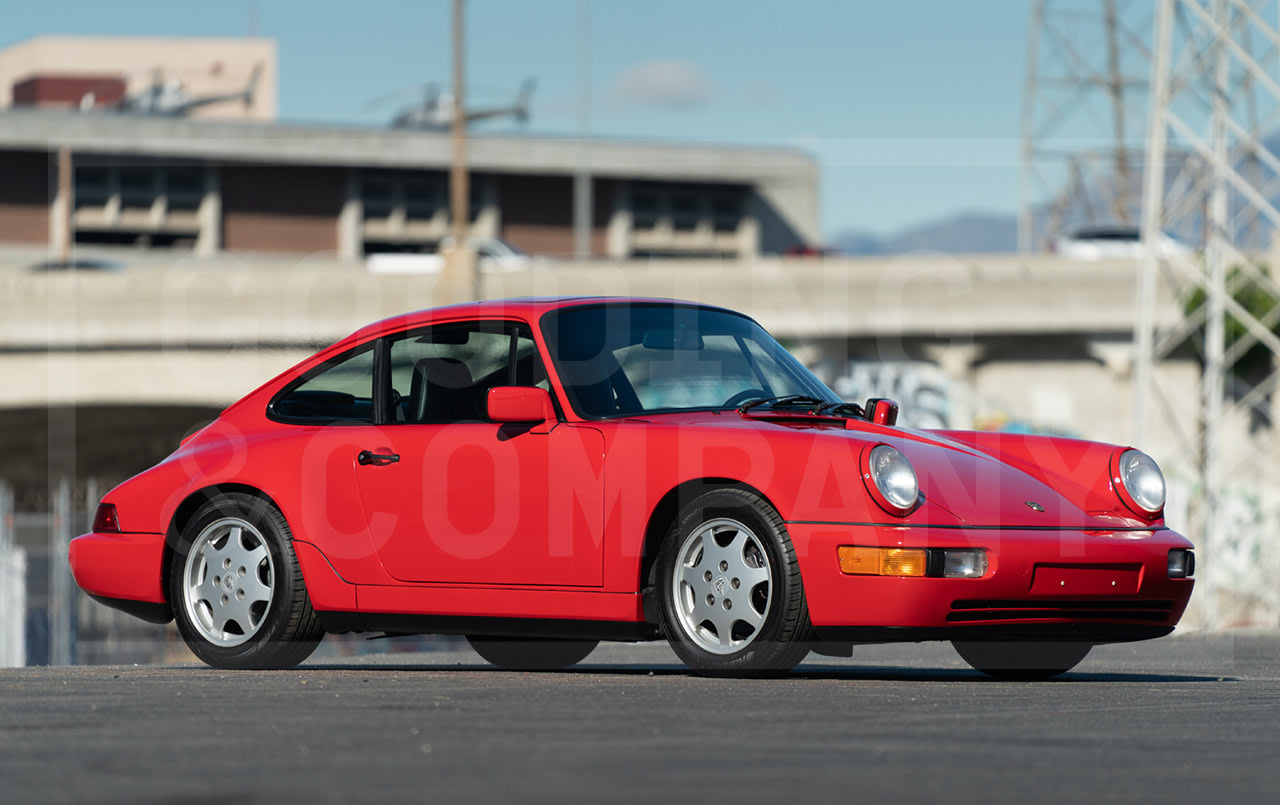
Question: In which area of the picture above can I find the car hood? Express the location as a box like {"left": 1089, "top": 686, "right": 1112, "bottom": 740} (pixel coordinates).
{"left": 617, "top": 410, "right": 1150, "bottom": 530}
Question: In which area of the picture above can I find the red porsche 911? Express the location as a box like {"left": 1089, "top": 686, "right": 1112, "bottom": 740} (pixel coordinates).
{"left": 70, "top": 298, "right": 1194, "bottom": 678}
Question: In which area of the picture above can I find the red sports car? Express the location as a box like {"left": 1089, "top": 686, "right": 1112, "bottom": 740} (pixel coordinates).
{"left": 70, "top": 298, "right": 1194, "bottom": 678}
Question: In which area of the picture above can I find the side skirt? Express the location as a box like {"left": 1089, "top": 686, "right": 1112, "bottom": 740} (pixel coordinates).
{"left": 316, "top": 611, "right": 660, "bottom": 642}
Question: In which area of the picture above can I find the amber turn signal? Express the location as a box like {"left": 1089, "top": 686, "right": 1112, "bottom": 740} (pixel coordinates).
{"left": 838, "top": 546, "right": 927, "bottom": 577}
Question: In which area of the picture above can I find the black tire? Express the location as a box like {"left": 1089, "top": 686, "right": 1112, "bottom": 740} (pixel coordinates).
{"left": 656, "top": 488, "right": 811, "bottom": 677}
{"left": 168, "top": 493, "right": 324, "bottom": 670}
{"left": 466, "top": 637, "right": 598, "bottom": 670}
{"left": 952, "top": 641, "right": 1092, "bottom": 680}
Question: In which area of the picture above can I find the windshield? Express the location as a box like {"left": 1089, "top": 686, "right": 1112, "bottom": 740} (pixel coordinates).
{"left": 541, "top": 303, "right": 839, "bottom": 418}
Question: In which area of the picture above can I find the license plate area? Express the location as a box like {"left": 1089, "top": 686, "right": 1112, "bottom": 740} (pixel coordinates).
{"left": 1030, "top": 564, "right": 1142, "bottom": 595}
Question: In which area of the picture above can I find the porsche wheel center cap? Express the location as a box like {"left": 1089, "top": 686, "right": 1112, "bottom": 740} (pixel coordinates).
{"left": 713, "top": 577, "right": 728, "bottom": 597}
{"left": 223, "top": 574, "right": 237, "bottom": 593}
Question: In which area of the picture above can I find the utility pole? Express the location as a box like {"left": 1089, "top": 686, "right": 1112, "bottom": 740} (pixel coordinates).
{"left": 56, "top": 146, "right": 72, "bottom": 266}
{"left": 573, "top": 0, "right": 593, "bottom": 259}
{"left": 442, "top": 0, "right": 478, "bottom": 303}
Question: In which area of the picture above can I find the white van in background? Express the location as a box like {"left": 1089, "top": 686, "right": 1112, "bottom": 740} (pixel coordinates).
{"left": 366, "top": 237, "right": 535, "bottom": 274}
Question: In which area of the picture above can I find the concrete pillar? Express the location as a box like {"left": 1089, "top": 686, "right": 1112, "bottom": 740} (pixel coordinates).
{"left": 50, "top": 148, "right": 73, "bottom": 264}
{"left": 574, "top": 173, "right": 593, "bottom": 259}
{"left": 923, "top": 342, "right": 984, "bottom": 429}
{"left": 195, "top": 165, "right": 222, "bottom": 257}
{"left": 1087, "top": 338, "right": 1135, "bottom": 378}
{"left": 607, "top": 181, "right": 632, "bottom": 259}
{"left": 0, "top": 482, "right": 27, "bottom": 668}
{"left": 738, "top": 212, "right": 760, "bottom": 259}
{"left": 48, "top": 478, "right": 75, "bottom": 666}
{"left": 337, "top": 170, "right": 363, "bottom": 261}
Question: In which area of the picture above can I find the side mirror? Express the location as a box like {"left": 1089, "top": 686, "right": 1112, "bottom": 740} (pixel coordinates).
{"left": 863, "top": 398, "right": 899, "bottom": 426}
{"left": 487, "top": 386, "right": 556, "bottom": 424}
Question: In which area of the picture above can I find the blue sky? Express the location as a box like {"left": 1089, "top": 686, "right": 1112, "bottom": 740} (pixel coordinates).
{"left": 2, "top": 1, "right": 1033, "bottom": 239}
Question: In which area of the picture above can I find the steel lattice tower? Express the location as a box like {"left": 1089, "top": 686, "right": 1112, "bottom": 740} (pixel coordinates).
{"left": 1020, "top": 0, "right": 1157, "bottom": 252}
{"left": 1136, "top": 0, "right": 1280, "bottom": 625}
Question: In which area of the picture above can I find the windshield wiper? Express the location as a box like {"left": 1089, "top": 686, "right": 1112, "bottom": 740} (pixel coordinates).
{"left": 737, "top": 395, "right": 830, "bottom": 414}
{"left": 814, "top": 401, "right": 866, "bottom": 419}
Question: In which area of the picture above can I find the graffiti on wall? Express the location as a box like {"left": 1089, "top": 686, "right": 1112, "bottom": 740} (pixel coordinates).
{"left": 1169, "top": 476, "right": 1280, "bottom": 628}
{"left": 819, "top": 360, "right": 955, "bottom": 429}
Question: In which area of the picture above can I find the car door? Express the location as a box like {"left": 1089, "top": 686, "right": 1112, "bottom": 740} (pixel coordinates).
{"left": 352, "top": 320, "right": 605, "bottom": 587}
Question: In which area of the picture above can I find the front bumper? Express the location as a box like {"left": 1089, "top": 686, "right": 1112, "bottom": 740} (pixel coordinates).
{"left": 788, "top": 524, "right": 1195, "bottom": 640}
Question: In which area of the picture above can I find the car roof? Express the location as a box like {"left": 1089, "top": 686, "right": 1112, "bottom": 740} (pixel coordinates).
{"left": 349, "top": 296, "right": 741, "bottom": 341}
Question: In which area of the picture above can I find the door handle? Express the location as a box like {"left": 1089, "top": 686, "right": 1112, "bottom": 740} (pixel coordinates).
{"left": 357, "top": 450, "right": 401, "bottom": 466}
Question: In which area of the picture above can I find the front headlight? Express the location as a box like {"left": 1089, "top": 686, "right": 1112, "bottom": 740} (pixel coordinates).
{"left": 862, "top": 444, "right": 920, "bottom": 516}
{"left": 1113, "top": 448, "right": 1166, "bottom": 517}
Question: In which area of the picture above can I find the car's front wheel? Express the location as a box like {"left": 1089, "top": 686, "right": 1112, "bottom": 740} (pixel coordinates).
{"left": 656, "top": 488, "right": 811, "bottom": 677}
{"left": 952, "top": 641, "right": 1092, "bottom": 680}
{"left": 169, "top": 493, "right": 324, "bottom": 669}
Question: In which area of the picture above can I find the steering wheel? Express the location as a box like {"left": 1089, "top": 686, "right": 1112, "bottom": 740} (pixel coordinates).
{"left": 722, "top": 389, "right": 769, "bottom": 408}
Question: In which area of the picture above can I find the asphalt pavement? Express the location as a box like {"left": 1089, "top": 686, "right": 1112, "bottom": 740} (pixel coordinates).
{"left": 1, "top": 631, "right": 1277, "bottom": 804}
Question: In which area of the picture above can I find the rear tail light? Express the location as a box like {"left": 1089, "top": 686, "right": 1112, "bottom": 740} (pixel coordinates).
{"left": 92, "top": 503, "right": 120, "bottom": 533}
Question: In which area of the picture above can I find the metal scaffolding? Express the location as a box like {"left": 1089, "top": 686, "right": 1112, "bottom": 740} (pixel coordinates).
{"left": 1136, "top": 0, "right": 1280, "bottom": 626}
{"left": 1020, "top": 0, "right": 1158, "bottom": 252}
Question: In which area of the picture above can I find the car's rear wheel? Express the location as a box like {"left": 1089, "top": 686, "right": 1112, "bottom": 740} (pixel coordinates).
{"left": 466, "top": 637, "right": 598, "bottom": 670}
{"left": 169, "top": 493, "right": 324, "bottom": 670}
{"left": 952, "top": 641, "right": 1092, "bottom": 680}
{"left": 656, "top": 488, "right": 811, "bottom": 677}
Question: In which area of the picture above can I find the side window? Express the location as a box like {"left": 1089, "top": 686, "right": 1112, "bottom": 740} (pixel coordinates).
{"left": 387, "top": 321, "right": 547, "bottom": 423}
{"left": 270, "top": 345, "right": 376, "bottom": 423}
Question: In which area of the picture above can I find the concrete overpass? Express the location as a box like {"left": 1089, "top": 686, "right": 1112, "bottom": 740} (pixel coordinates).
{"left": 0, "top": 247, "right": 1176, "bottom": 407}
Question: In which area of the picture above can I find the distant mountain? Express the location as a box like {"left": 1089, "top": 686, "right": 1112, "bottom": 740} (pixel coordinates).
{"left": 826, "top": 231, "right": 887, "bottom": 256}
{"left": 831, "top": 211, "right": 1019, "bottom": 256}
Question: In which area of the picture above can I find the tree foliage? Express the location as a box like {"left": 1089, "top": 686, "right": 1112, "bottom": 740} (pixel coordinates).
{"left": 1184, "top": 265, "right": 1280, "bottom": 379}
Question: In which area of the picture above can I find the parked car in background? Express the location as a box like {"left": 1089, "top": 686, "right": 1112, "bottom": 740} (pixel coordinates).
{"left": 70, "top": 297, "right": 1195, "bottom": 679}
{"left": 783, "top": 244, "right": 843, "bottom": 257}
{"left": 1052, "top": 225, "right": 1193, "bottom": 261}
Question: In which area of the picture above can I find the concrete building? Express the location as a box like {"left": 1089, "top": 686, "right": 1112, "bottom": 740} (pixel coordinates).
{"left": 0, "top": 110, "right": 818, "bottom": 261}
{"left": 0, "top": 35, "right": 816, "bottom": 261}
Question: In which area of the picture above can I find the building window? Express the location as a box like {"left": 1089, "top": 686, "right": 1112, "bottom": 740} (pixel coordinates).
{"left": 671, "top": 192, "right": 699, "bottom": 231}
{"left": 74, "top": 167, "right": 111, "bottom": 209}
{"left": 624, "top": 182, "right": 750, "bottom": 258}
{"left": 361, "top": 180, "right": 394, "bottom": 220}
{"left": 166, "top": 169, "right": 205, "bottom": 212}
{"left": 711, "top": 192, "right": 742, "bottom": 233}
{"left": 118, "top": 168, "right": 156, "bottom": 212}
{"left": 631, "top": 187, "right": 659, "bottom": 229}
{"left": 404, "top": 181, "right": 440, "bottom": 221}
{"left": 358, "top": 170, "right": 474, "bottom": 255}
